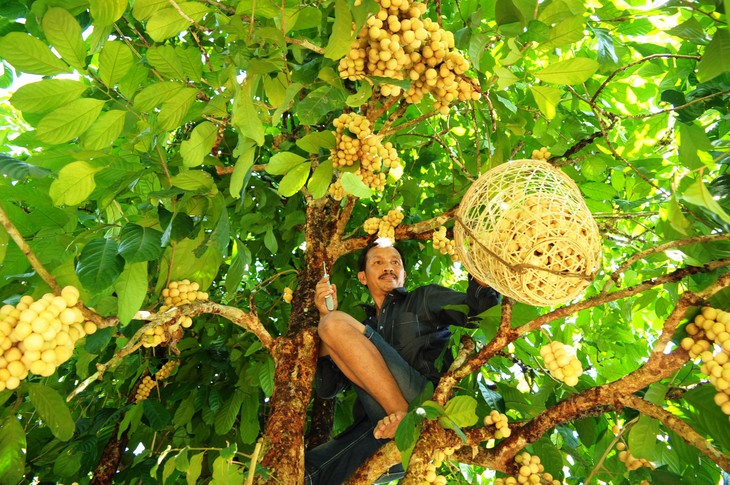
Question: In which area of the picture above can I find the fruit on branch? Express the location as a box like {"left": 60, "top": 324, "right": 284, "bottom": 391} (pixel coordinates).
{"left": 681, "top": 306, "right": 730, "bottom": 418}
{"left": 160, "top": 279, "right": 208, "bottom": 311}
{"left": 328, "top": 113, "right": 402, "bottom": 199}
{"left": 362, "top": 208, "right": 405, "bottom": 240}
{"left": 283, "top": 287, "right": 293, "bottom": 304}
{"left": 615, "top": 441, "right": 655, "bottom": 471}
{"left": 422, "top": 448, "right": 455, "bottom": 483}
{"left": 540, "top": 341, "right": 583, "bottom": 387}
{"left": 145, "top": 280, "right": 207, "bottom": 348}
{"left": 494, "top": 452, "right": 561, "bottom": 485}
{"left": 531, "top": 147, "right": 551, "bottom": 161}
{"left": 483, "top": 409, "right": 511, "bottom": 439}
{"left": 432, "top": 226, "right": 458, "bottom": 261}
{"left": 0, "top": 286, "right": 94, "bottom": 391}
{"left": 135, "top": 360, "right": 178, "bottom": 403}
{"left": 134, "top": 375, "right": 156, "bottom": 403}
{"left": 339, "top": 0, "right": 480, "bottom": 114}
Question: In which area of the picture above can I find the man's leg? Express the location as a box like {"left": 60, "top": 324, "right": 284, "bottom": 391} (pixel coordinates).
{"left": 318, "top": 311, "right": 408, "bottom": 438}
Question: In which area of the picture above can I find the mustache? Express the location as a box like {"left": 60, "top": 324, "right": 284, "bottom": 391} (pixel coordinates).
{"left": 379, "top": 272, "right": 397, "bottom": 279}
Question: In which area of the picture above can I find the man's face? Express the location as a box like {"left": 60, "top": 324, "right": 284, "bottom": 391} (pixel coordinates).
{"left": 358, "top": 245, "right": 406, "bottom": 296}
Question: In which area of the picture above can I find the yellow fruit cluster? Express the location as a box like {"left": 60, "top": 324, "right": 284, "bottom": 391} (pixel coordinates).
{"left": 328, "top": 113, "right": 401, "bottom": 198}
{"left": 421, "top": 448, "right": 455, "bottom": 484}
{"left": 615, "top": 442, "right": 654, "bottom": 471}
{"left": 432, "top": 226, "right": 458, "bottom": 261}
{"left": 135, "top": 361, "right": 178, "bottom": 403}
{"left": 160, "top": 279, "right": 208, "bottom": 312}
{"left": 135, "top": 375, "right": 156, "bottom": 402}
{"left": 339, "top": 0, "right": 480, "bottom": 114}
{"left": 531, "top": 147, "right": 551, "bottom": 161}
{"left": 540, "top": 341, "right": 583, "bottom": 387}
{"left": 483, "top": 409, "right": 511, "bottom": 439}
{"left": 363, "top": 209, "right": 405, "bottom": 240}
{"left": 494, "top": 452, "right": 561, "bottom": 485}
{"left": 680, "top": 306, "right": 730, "bottom": 418}
{"left": 283, "top": 287, "right": 293, "bottom": 304}
{"left": 0, "top": 286, "right": 96, "bottom": 392}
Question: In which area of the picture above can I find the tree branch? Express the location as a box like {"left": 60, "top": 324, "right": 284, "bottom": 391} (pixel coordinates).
{"left": 285, "top": 36, "right": 325, "bottom": 55}
{"left": 0, "top": 202, "right": 61, "bottom": 293}
{"left": 620, "top": 394, "right": 730, "bottom": 472}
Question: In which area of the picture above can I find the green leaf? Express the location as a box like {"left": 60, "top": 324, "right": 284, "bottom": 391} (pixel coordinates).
{"left": 534, "top": 57, "right": 599, "bottom": 85}
{"left": 114, "top": 261, "right": 148, "bottom": 325}
{"left": 677, "top": 123, "right": 713, "bottom": 169}
{"left": 495, "top": 0, "right": 524, "bottom": 29}
{"left": 442, "top": 395, "right": 478, "bottom": 428}
{"left": 76, "top": 238, "right": 125, "bottom": 291}
{"left": 211, "top": 456, "right": 244, "bottom": 484}
{"left": 419, "top": 400, "right": 445, "bottom": 419}
{"left": 395, "top": 410, "right": 421, "bottom": 453}
{"left": 0, "top": 32, "right": 69, "bottom": 75}
{"left": 345, "top": 79, "right": 373, "bottom": 107}
{"left": 147, "top": 3, "right": 210, "bottom": 42}
{"left": 9, "top": 79, "right": 87, "bottom": 114}
{"left": 119, "top": 224, "right": 165, "bottom": 262}
{"left": 49, "top": 161, "right": 104, "bottom": 206}
{"left": 133, "top": 0, "right": 168, "bottom": 21}
{"left": 181, "top": 121, "right": 218, "bottom": 167}
{"left": 171, "top": 170, "right": 217, "bottom": 194}
{"left": 307, "top": 160, "right": 334, "bottom": 199}
{"left": 0, "top": 415, "right": 26, "bottom": 485}
{"left": 296, "top": 85, "right": 347, "bottom": 125}
{"left": 230, "top": 140, "right": 256, "bottom": 198}
{"left": 134, "top": 81, "right": 185, "bottom": 112}
{"left": 339, "top": 172, "right": 372, "bottom": 199}
{"left": 579, "top": 181, "right": 617, "bottom": 200}
{"left": 529, "top": 85, "right": 561, "bottom": 120}
{"left": 162, "top": 454, "right": 177, "bottom": 484}
{"left": 158, "top": 87, "right": 198, "bottom": 131}
{"left": 296, "top": 131, "right": 336, "bottom": 153}
{"left": 147, "top": 45, "right": 185, "bottom": 80}
{"left": 266, "top": 152, "right": 307, "bottom": 175}
{"left": 629, "top": 415, "right": 659, "bottom": 460}
{"left": 697, "top": 29, "right": 730, "bottom": 83}
{"left": 540, "top": 15, "right": 585, "bottom": 50}
{"left": 143, "top": 400, "right": 172, "bottom": 430}
{"left": 42, "top": 8, "right": 87, "bottom": 70}
{"left": 278, "top": 162, "right": 311, "bottom": 197}
{"left": 81, "top": 110, "right": 126, "bottom": 149}
{"left": 258, "top": 355, "right": 275, "bottom": 396}
{"left": 682, "top": 178, "right": 730, "bottom": 225}
{"left": 232, "top": 80, "right": 265, "bottom": 146}
{"left": 89, "top": 0, "right": 127, "bottom": 26}
{"left": 214, "top": 388, "right": 245, "bottom": 435}
{"left": 26, "top": 383, "right": 76, "bottom": 441}
{"left": 99, "top": 41, "right": 134, "bottom": 86}
{"left": 187, "top": 452, "right": 204, "bottom": 485}
{"left": 324, "top": 0, "right": 353, "bottom": 60}
{"left": 36, "top": 98, "right": 106, "bottom": 144}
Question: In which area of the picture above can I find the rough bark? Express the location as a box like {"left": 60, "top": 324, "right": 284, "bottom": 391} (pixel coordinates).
{"left": 259, "top": 328, "right": 318, "bottom": 484}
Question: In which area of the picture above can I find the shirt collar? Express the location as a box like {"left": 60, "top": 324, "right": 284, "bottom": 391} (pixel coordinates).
{"left": 360, "top": 287, "right": 408, "bottom": 317}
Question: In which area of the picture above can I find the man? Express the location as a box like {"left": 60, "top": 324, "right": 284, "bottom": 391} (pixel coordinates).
{"left": 305, "top": 238, "right": 500, "bottom": 484}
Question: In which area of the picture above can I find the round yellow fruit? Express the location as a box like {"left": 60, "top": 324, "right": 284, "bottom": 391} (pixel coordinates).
{"left": 61, "top": 286, "right": 80, "bottom": 307}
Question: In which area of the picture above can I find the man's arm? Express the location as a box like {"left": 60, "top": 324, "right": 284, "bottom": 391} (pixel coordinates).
{"left": 429, "top": 276, "right": 500, "bottom": 327}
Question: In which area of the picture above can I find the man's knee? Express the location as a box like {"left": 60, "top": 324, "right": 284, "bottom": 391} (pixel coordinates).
{"left": 318, "top": 311, "right": 363, "bottom": 343}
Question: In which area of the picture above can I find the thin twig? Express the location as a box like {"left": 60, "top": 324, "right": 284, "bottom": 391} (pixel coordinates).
{"left": 285, "top": 36, "right": 325, "bottom": 55}
{"left": 167, "top": 0, "right": 211, "bottom": 31}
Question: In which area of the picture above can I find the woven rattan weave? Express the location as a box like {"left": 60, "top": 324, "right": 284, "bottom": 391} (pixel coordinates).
{"left": 454, "top": 159, "right": 601, "bottom": 306}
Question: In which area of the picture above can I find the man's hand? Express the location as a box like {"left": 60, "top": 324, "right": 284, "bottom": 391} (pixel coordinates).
{"left": 315, "top": 276, "right": 338, "bottom": 316}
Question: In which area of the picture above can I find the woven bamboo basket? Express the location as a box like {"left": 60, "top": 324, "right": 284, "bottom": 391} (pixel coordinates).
{"left": 454, "top": 159, "right": 601, "bottom": 306}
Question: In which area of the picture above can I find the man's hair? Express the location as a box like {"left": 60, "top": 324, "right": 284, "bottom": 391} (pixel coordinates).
{"left": 357, "top": 238, "right": 406, "bottom": 272}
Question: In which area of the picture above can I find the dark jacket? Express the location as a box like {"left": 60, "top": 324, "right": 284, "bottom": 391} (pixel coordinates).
{"left": 316, "top": 277, "right": 500, "bottom": 397}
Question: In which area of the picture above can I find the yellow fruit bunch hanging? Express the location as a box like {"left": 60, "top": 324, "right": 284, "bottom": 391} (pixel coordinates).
{"left": 0, "top": 286, "right": 96, "bottom": 391}
{"left": 328, "top": 113, "right": 402, "bottom": 199}
{"left": 680, "top": 306, "right": 730, "bottom": 419}
{"left": 363, "top": 208, "right": 404, "bottom": 240}
{"left": 339, "top": 0, "right": 480, "bottom": 114}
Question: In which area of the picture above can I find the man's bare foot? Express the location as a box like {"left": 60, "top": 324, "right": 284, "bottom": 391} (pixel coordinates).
{"left": 373, "top": 411, "right": 407, "bottom": 439}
